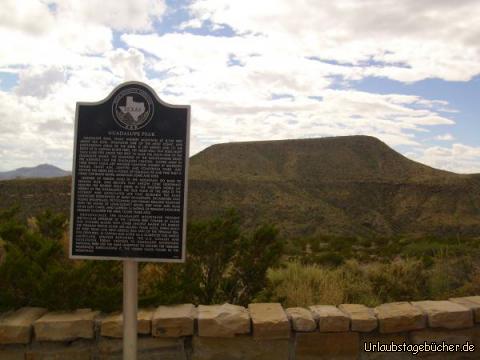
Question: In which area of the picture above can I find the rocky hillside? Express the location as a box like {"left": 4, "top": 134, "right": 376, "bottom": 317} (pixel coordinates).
{"left": 1, "top": 136, "right": 480, "bottom": 238}
{"left": 187, "top": 136, "right": 480, "bottom": 238}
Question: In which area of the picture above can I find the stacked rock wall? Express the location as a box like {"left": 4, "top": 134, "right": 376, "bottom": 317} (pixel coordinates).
{"left": 1, "top": 297, "right": 480, "bottom": 359}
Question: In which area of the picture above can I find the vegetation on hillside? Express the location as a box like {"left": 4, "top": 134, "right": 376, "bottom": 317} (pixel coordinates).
{"left": 268, "top": 233, "right": 480, "bottom": 306}
{"left": 1, "top": 205, "right": 480, "bottom": 311}
{"left": 0, "top": 177, "right": 71, "bottom": 220}
{"left": 2, "top": 136, "right": 480, "bottom": 240}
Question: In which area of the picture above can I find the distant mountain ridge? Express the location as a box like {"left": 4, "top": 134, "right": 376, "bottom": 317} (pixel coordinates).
{"left": 0, "top": 164, "right": 70, "bottom": 180}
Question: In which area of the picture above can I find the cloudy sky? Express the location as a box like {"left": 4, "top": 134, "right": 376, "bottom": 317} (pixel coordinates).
{"left": 1, "top": 0, "right": 480, "bottom": 173}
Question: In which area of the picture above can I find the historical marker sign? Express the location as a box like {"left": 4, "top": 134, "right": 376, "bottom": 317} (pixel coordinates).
{"left": 70, "top": 82, "right": 190, "bottom": 262}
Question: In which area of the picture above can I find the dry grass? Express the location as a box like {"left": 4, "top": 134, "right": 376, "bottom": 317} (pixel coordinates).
{"left": 264, "top": 258, "right": 433, "bottom": 308}
{"left": 265, "top": 261, "right": 346, "bottom": 307}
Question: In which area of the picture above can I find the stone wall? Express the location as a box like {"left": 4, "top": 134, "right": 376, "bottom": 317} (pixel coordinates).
{"left": 2, "top": 297, "right": 480, "bottom": 359}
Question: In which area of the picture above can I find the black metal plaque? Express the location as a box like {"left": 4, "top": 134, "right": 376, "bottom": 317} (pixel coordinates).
{"left": 70, "top": 82, "right": 190, "bottom": 262}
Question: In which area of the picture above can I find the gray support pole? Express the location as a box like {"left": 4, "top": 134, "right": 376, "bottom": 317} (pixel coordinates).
{"left": 123, "top": 260, "right": 138, "bottom": 360}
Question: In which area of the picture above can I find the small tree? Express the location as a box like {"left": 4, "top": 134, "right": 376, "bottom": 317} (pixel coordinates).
{"left": 225, "top": 224, "right": 282, "bottom": 304}
{"left": 146, "top": 210, "right": 283, "bottom": 305}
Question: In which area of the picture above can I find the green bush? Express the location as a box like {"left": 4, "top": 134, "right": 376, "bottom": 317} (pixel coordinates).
{"left": 0, "top": 207, "right": 122, "bottom": 312}
{"left": 144, "top": 210, "right": 283, "bottom": 306}
{"left": 0, "top": 207, "right": 282, "bottom": 311}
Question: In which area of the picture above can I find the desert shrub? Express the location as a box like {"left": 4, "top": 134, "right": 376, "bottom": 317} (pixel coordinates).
{"left": 401, "top": 237, "right": 479, "bottom": 260}
{"left": 427, "top": 250, "right": 480, "bottom": 299}
{"left": 358, "top": 238, "right": 373, "bottom": 248}
{"left": 225, "top": 223, "right": 282, "bottom": 304}
{"left": 363, "top": 258, "right": 428, "bottom": 303}
{"left": 314, "top": 251, "right": 345, "bottom": 267}
{"left": 261, "top": 261, "right": 346, "bottom": 307}
{"left": 1, "top": 207, "right": 282, "bottom": 310}
{"left": 262, "top": 258, "right": 430, "bottom": 308}
{"left": 143, "top": 210, "right": 283, "bottom": 306}
{"left": 373, "top": 237, "right": 389, "bottom": 246}
{"left": 283, "top": 239, "right": 304, "bottom": 256}
{"left": 451, "top": 263, "right": 480, "bottom": 296}
{"left": 329, "top": 236, "right": 356, "bottom": 252}
{"left": 339, "top": 260, "right": 380, "bottom": 306}
{"left": 0, "top": 206, "right": 122, "bottom": 312}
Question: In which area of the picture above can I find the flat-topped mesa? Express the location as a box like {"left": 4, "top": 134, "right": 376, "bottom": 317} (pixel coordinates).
{"left": 189, "top": 135, "right": 457, "bottom": 183}
{"left": 186, "top": 135, "right": 480, "bottom": 239}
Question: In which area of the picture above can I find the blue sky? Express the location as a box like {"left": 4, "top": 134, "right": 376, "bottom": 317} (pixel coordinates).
{"left": 1, "top": 0, "right": 480, "bottom": 173}
{"left": 355, "top": 76, "right": 480, "bottom": 145}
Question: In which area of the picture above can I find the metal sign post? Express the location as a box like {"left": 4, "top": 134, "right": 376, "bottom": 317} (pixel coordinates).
{"left": 123, "top": 260, "right": 138, "bottom": 360}
{"left": 70, "top": 81, "right": 190, "bottom": 360}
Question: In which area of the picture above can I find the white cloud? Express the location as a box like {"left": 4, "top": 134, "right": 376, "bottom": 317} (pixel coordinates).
{"left": 0, "top": 0, "right": 167, "bottom": 68}
{"left": 52, "top": 0, "right": 167, "bottom": 32}
{"left": 0, "top": 89, "right": 71, "bottom": 170}
{"left": 15, "top": 66, "right": 66, "bottom": 98}
{"left": 107, "top": 48, "right": 146, "bottom": 81}
{"left": 177, "top": 18, "right": 203, "bottom": 30}
{"left": 436, "top": 133, "right": 455, "bottom": 141}
{"left": 0, "top": 21, "right": 112, "bottom": 68}
{"left": 0, "top": 0, "right": 55, "bottom": 34}
{"left": 185, "top": 0, "right": 480, "bottom": 82}
{"left": 411, "top": 143, "right": 480, "bottom": 173}
{"left": 0, "top": 64, "right": 124, "bottom": 171}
